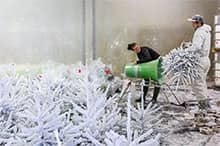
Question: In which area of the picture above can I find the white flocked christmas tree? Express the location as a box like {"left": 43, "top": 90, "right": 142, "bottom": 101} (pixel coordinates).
{"left": 0, "top": 59, "right": 161, "bottom": 146}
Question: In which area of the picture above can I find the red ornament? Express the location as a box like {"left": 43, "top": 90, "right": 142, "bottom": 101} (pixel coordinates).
{"left": 78, "top": 69, "right": 81, "bottom": 74}
{"left": 105, "top": 69, "right": 111, "bottom": 75}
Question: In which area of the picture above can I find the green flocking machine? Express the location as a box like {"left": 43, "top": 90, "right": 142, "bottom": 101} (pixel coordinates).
{"left": 124, "top": 57, "right": 186, "bottom": 107}
{"left": 124, "top": 57, "right": 163, "bottom": 83}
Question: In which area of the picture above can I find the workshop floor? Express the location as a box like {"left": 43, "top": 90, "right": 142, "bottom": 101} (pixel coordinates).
{"left": 153, "top": 88, "right": 220, "bottom": 146}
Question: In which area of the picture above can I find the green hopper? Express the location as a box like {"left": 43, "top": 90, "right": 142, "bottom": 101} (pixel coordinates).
{"left": 124, "top": 57, "right": 163, "bottom": 83}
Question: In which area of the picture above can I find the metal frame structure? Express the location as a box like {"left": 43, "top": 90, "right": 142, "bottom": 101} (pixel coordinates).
{"left": 92, "top": 0, "right": 96, "bottom": 60}
{"left": 82, "top": 0, "right": 86, "bottom": 65}
{"left": 213, "top": 15, "right": 220, "bottom": 87}
{"left": 81, "top": 0, "right": 96, "bottom": 64}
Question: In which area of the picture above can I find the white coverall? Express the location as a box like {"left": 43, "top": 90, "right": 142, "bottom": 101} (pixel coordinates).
{"left": 191, "top": 24, "right": 211, "bottom": 101}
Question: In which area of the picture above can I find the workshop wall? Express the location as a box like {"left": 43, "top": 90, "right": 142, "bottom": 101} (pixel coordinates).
{"left": 0, "top": 0, "right": 83, "bottom": 64}
{"left": 95, "top": 0, "right": 219, "bottom": 75}
{"left": 0, "top": 0, "right": 219, "bottom": 76}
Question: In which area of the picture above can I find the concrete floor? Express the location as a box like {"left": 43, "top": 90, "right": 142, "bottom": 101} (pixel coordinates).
{"left": 156, "top": 89, "right": 220, "bottom": 146}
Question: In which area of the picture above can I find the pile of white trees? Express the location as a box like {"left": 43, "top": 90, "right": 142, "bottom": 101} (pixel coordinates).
{"left": 0, "top": 59, "right": 161, "bottom": 146}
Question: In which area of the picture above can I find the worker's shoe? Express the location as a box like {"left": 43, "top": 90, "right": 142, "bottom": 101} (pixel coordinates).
{"left": 150, "top": 95, "right": 158, "bottom": 104}
{"left": 135, "top": 98, "right": 141, "bottom": 103}
{"left": 150, "top": 98, "right": 157, "bottom": 104}
{"left": 198, "top": 100, "right": 211, "bottom": 110}
{"left": 135, "top": 98, "right": 145, "bottom": 103}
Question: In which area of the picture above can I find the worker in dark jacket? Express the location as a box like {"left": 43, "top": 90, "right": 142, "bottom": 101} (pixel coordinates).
{"left": 127, "top": 42, "right": 160, "bottom": 104}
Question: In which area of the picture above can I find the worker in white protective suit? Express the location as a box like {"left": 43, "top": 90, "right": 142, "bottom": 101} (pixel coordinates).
{"left": 187, "top": 14, "right": 211, "bottom": 110}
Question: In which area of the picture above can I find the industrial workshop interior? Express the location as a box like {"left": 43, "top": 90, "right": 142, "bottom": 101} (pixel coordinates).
{"left": 1, "top": 0, "right": 220, "bottom": 146}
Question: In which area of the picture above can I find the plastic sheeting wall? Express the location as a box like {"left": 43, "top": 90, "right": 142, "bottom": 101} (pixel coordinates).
{"left": 95, "top": 0, "right": 219, "bottom": 74}
{"left": 0, "top": 0, "right": 83, "bottom": 64}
